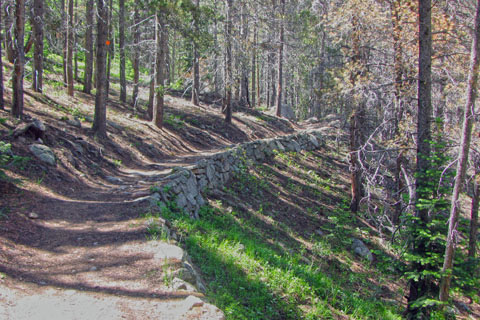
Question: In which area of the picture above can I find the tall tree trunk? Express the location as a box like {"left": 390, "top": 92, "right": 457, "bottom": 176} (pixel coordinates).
{"left": 74, "top": 0, "right": 78, "bottom": 81}
{"left": 348, "top": 15, "right": 365, "bottom": 213}
{"left": 32, "top": 0, "right": 43, "bottom": 93}
{"left": 132, "top": 4, "right": 140, "bottom": 110}
{"left": 11, "top": 0, "right": 24, "bottom": 118}
{"left": 224, "top": 0, "right": 232, "bottom": 123}
{"left": 147, "top": 60, "right": 154, "bottom": 121}
{"left": 66, "top": 0, "right": 74, "bottom": 96}
{"left": 0, "top": 0, "right": 3, "bottom": 109}
{"left": 407, "top": 0, "right": 433, "bottom": 317}
{"left": 251, "top": 20, "right": 257, "bottom": 108}
{"left": 92, "top": 0, "right": 108, "bottom": 138}
{"left": 105, "top": 0, "right": 113, "bottom": 96}
{"left": 213, "top": 0, "right": 219, "bottom": 96}
{"left": 439, "top": 0, "right": 480, "bottom": 302}
{"left": 61, "top": 0, "right": 67, "bottom": 85}
{"left": 191, "top": 0, "right": 200, "bottom": 106}
{"left": 83, "top": 0, "right": 93, "bottom": 93}
{"left": 239, "top": 1, "right": 249, "bottom": 107}
{"left": 153, "top": 13, "right": 166, "bottom": 128}
{"left": 170, "top": 30, "right": 175, "bottom": 84}
{"left": 4, "top": 0, "right": 13, "bottom": 63}
{"left": 119, "top": 0, "right": 126, "bottom": 102}
{"left": 275, "top": 0, "right": 285, "bottom": 117}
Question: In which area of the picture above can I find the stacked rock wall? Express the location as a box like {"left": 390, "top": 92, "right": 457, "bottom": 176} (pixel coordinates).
{"left": 150, "top": 129, "right": 326, "bottom": 218}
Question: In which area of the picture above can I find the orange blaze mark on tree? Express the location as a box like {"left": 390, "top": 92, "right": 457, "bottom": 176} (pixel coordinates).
{"left": 106, "top": 40, "right": 111, "bottom": 46}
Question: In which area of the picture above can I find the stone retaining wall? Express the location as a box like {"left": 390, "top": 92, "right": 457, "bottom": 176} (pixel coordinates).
{"left": 149, "top": 129, "right": 327, "bottom": 218}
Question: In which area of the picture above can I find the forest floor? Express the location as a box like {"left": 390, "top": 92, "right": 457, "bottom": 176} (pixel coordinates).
{"left": 0, "top": 71, "right": 479, "bottom": 319}
{"left": 0, "top": 73, "right": 305, "bottom": 319}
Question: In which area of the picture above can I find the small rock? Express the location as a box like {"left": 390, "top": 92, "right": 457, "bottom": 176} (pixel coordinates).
{"left": 28, "top": 212, "right": 39, "bottom": 219}
{"left": 351, "top": 238, "right": 373, "bottom": 262}
{"left": 184, "top": 295, "right": 204, "bottom": 310}
{"left": 106, "top": 176, "right": 123, "bottom": 184}
{"left": 67, "top": 118, "right": 82, "bottom": 128}
{"left": 29, "top": 144, "right": 56, "bottom": 166}
{"left": 89, "top": 266, "right": 98, "bottom": 271}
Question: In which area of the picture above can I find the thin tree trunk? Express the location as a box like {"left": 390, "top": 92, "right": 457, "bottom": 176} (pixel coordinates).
{"left": 224, "top": 0, "right": 232, "bottom": 123}
{"left": 32, "top": 0, "right": 43, "bottom": 93}
{"left": 62, "top": 0, "right": 67, "bottom": 85}
{"left": 92, "top": 0, "right": 108, "bottom": 138}
{"left": 66, "top": 0, "right": 74, "bottom": 96}
{"left": 132, "top": 4, "right": 140, "bottom": 110}
{"left": 147, "top": 60, "right": 154, "bottom": 121}
{"left": 4, "top": 0, "right": 13, "bottom": 63}
{"left": 407, "top": 0, "right": 433, "bottom": 317}
{"left": 251, "top": 20, "right": 257, "bottom": 108}
{"left": 74, "top": 0, "right": 78, "bottom": 81}
{"left": 153, "top": 13, "right": 166, "bottom": 129}
{"left": 170, "top": 30, "right": 175, "bottom": 84}
{"left": 191, "top": 0, "right": 200, "bottom": 106}
{"left": 119, "top": 0, "right": 126, "bottom": 102}
{"left": 0, "top": 0, "right": 4, "bottom": 109}
{"left": 213, "top": 0, "right": 219, "bottom": 96}
{"left": 469, "top": 167, "right": 479, "bottom": 258}
{"left": 239, "top": 1, "right": 249, "bottom": 107}
{"left": 275, "top": 0, "right": 284, "bottom": 116}
{"left": 11, "top": 0, "right": 24, "bottom": 118}
{"left": 83, "top": 0, "right": 93, "bottom": 93}
{"left": 105, "top": 0, "right": 113, "bottom": 96}
{"left": 439, "top": 0, "right": 480, "bottom": 302}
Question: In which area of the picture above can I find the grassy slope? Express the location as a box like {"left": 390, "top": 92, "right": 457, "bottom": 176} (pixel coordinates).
{"left": 156, "top": 147, "right": 405, "bottom": 319}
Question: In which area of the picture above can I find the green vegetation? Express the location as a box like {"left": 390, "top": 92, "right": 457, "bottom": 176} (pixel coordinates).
{"left": 0, "top": 141, "right": 30, "bottom": 182}
{"left": 152, "top": 150, "right": 402, "bottom": 319}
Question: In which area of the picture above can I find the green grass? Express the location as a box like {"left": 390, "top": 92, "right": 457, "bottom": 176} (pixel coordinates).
{"left": 154, "top": 150, "right": 402, "bottom": 319}
{"left": 160, "top": 205, "right": 400, "bottom": 320}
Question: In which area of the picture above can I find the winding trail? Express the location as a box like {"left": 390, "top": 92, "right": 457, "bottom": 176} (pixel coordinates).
{"left": 0, "top": 103, "right": 330, "bottom": 320}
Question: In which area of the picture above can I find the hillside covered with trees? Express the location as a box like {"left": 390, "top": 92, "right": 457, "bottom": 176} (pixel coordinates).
{"left": 0, "top": 0, "right": 480, "bottom": 319}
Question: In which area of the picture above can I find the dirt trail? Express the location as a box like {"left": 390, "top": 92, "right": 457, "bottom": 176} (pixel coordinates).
{"left": 0, "top": 88, "right": 324, "bottom": 319}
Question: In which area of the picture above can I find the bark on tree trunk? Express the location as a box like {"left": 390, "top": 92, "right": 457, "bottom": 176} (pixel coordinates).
{"left": 191, "top": 0, "right": 200, "bottom": 106}
{"left": 148, "top": 59, "right": 154, "bottom": 121}
{"left": 224, "top": 0, "right": 232, "bottom": 124}
{"left": 4, "top": 0, "right": 14, "bottom": 63}
{"left": 11, "top": 0, "right": 24, "bottom": 118}
{"left": 407, "top": 0, "right": 433, "bottom": 317}
{"left": 83, "top": 0, "right": 93, "bottom": 93}
{"left": 32, "top": 0, "right": 43, "bottom": 93}
{"left": 0, "top": 0, "right": 4, "bottom": 109}
{"left": 119, "top": 0, "right": 126, "bottom": 102}
{"left": 132, "top": 4, "right": 140, "bottom": 111}
{"left": 251, "top": 21, "right": 257, "bottom": 108}
{"left": 153, "top": 13, "right": 166, "bottom": 129}
{"left": 66, "top": 0, "right": 74, "bottom": 96}
{"left": 239, "top": 1, "right": 249, "bottom": 108}
{"left": 439, "top": 0, "right": 480, "bottom": 302}
{"left": 105, "top": 0, "right": 113, "bottom": 96}
{"left": 275, "top": 0, "right": 284, "bottom": 117}
{"left": 92, "top": 0, "right": 108, "bottom": 138}
{"left": 61, "top": 0, "right": 67, "bottom": 85}
{"left": 469, "top": 164, "right": 479, "bottom": 258}
{"left": 74, "top": 0, "right": 78, "bottom": 81}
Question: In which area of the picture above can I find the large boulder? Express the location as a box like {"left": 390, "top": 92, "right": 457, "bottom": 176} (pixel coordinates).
{"left": 29, "top": 144, "right": 56, "bottom": 166}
